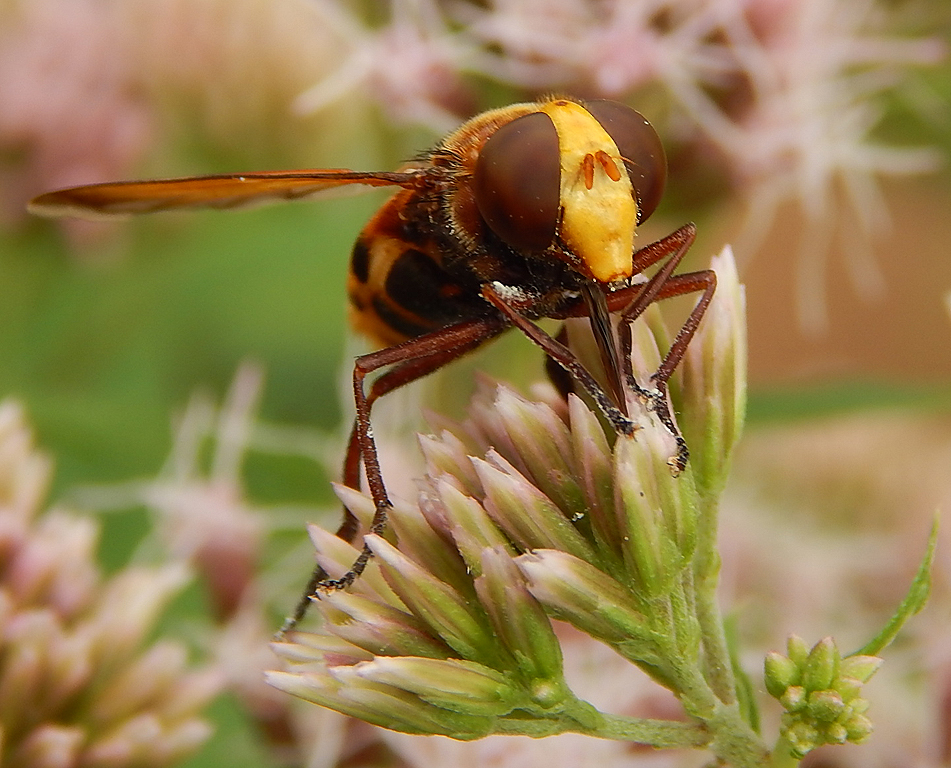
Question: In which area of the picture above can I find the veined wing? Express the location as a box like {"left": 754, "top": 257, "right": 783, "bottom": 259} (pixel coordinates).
{"left": 28, "top": 169, "right": 424, "bottom": 219}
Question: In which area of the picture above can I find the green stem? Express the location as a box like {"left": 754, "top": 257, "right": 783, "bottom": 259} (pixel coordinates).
{"left": 651, "top": 660, "right": 769, "bottom": 768}
{"left": 769, "top": 735, "right": 801, "bottom": 768}
{"left": 692, "top": 494, "right": 737, "bottom": 704}
{"left": 495, "top": 709, "right": 711, "bottom": 748}
{"left": 577, "top": 711, "right": 711, "bottom": 748}
{"left": 669, "top": 568, "right": 699, "bottom": 657}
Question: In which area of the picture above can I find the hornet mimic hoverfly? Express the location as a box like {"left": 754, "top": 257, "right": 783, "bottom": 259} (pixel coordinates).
{"left": 29, "top": 97, "right": 716, "bottom": 635}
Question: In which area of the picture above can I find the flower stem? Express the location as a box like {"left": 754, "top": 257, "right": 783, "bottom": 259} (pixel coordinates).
{"left": 769, "top": 735, "right": 801, "bottom": 768}
{"left": 493, "top": 708, "right": 712, "bottom": 748}
{"left": 578, "top": 711, "right": 710, "bottom": 748}
{"left": 692, "top": 495, "right": 737, "bottom": 704}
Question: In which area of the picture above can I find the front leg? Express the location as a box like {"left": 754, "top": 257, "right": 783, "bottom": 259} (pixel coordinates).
{"left": 482, "top": 283, "right": 638, "bottom": 438}
{"left": 277, "top": 317, "right": 503, "bottom": 637}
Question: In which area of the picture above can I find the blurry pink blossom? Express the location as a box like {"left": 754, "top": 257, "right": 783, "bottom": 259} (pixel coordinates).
{"left": 719, "top": 0, "right": 944, "bottom": 330}
{"left": 0, "top": 400, "right": 221, "bottom": 768}
{"left": 461, "top": 0, "right": 944, "bottom": 329}
{"left": 124, "top": 0, "right": 356, "bottom": 165}
{"left": 73, "top": 362, "right": 360, "bottom": 765}
{"left": 295, "top": 0, "right": 477, "bottom": 132}
{"left": 0, "top": 0, "right": 153, "bottom": 243}
{"left": 75, "top": 363, "right": 269, "bottom": 622}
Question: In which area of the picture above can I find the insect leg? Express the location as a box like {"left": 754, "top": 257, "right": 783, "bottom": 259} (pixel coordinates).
{"left": 618, "top": 256, "right": 716, "bottom": 474}
{"left": 615, "top": 223, "right": 697, "bottom": 397}
{"left": 628, "top": 223, "right": 697, "bottom": 276}
{"left": 481, "top": 284, "right": 636, "bottom": 437}
{"left": 342, "top": 320, "right": 505, "bottom": 532}
{"left": 642, "top": 270, "right": 718, "bottom": 387}
{"left": 539, "top": 224, "right": 698, "bottom": 419}
{"left": 278, "top": 317, "right": 504, "bottom": 637}
{"left": 605, "top": 222, "right": 697, "bottom": 395}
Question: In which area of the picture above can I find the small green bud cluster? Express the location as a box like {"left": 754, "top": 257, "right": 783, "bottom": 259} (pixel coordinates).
{"left": 765, "top": 635, "right": 881, "bottom": 758}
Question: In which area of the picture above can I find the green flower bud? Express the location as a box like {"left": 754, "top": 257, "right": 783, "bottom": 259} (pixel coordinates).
{"left": 475, "top": 547, "right": 568, "bottom": 706}
{"left": 384, "top": 493, "right": 473, "bottom": 593}
{"left": 331, "top": 482, "right": 376, "bottom": 531}
{"left": 515, "top": 550, "right": 658, "bottom": 664}
{"left": 835, "top": 675, "right": 863, "bottom": 703}
{"left": 365, "top": 534, "right": 498, "bottom": 663}
{"left": 773, "top": 640, "right": 879, "bottom": 757}
{"left": 839, "top": 654, "right": 882, "bottom": 683}
{"left": 354, "top": 657, "right": 521, "bottom": 717}
{"left": 825, "top": 721, "right": 848, "bottom": 745}
{"left": 432, "top": 477, "right": 513, "bottom": 577}
{"left": 270, "top": 631, "right": 374, "bottom": 665}
{"left": 492, "top": 387, "right": 585, "bottom": 517}
{"left": 783, "top": 720, "right": 820, "bottom": 759}
{"left": 802, "top": 637, "right": 838, "bottom": 692}
{"left": 844, "top": 713, "right": 874, "bottom": 742}
{"left": 679, "top": 245, "right": 747, "bottom": 498}
{"left": 786, "top": 635, "right": 810, "bottom": 668}
{"left": 613, "top": 433, "right": 696, "bottom": 598}
{"left": 849, "top": 696, "right": 870, "bottom": 716}
{"left": 806, "top": 689, "right": 845, "bottom": 722}
{"left": 473, "top": 457, "right": 596, "bottom": 563}
{"left": 764, "top": 651, "right": 800, "bottom": 698}
{"left": 418, "top": 431, "right": 482, "bottom": 498}
{"left": 268, "top": 668, "right": 495, "bottom": 738}
{"left": 318, "top": 591, "right": 454, "bottom": 659}
{"left": 780, "top": 685, "right": 806, "bottom": 712}
{"left": 306, "top": 520, "right": 398, "bottom": 602}
{"left": 566, "top": 394, "right": 617, "bottom": 550}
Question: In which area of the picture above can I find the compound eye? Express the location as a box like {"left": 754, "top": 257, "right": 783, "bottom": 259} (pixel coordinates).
{"left": 473, "top": 111, "right": 560, "bottom": 252}
{"left": 586, "top": 100, "right": 667, "bottom": 223}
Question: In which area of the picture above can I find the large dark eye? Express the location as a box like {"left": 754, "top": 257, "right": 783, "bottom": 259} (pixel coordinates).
{"left": 586, "top": 100, "right": 667, "bottom": 223}
{"left": 473, "top": 112, "right": 560, "bottom": 252}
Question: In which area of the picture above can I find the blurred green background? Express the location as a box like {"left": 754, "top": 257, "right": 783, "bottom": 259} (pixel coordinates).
{"left": 4, "top": 192, "right": 367, "bottom": 495}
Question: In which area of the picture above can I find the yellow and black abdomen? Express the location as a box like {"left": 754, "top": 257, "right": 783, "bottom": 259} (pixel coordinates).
{"left": 346, "top": 190, "right": 488, "bottom": 349}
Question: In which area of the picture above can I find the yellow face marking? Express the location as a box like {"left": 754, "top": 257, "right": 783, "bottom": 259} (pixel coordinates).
{"left": 541, "top": 100, "right": 638, "bottom": 284}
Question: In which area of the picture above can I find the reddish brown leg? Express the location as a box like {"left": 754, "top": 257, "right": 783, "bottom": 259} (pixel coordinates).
{"left": 545, "top": 222, "right": 712, "bottom": 473}
{"left": 482, "top": 284, "right": 637, "bottom": 437}
{"left": 278, "top": 317, "right": 504, "bottom": 636}
{"left": 481, "top": 225, "right": 705, "bottom": 447}
{"left": 645, "top": 271, "right": 717, "bottom": 388}
{"left": 617, "top": 237, "right": 717, "bottom": 473}
{"left": 337, "top": 334, "right": 498, "bottom": 539}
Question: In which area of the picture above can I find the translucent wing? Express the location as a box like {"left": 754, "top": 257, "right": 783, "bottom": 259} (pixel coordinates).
{"left": 28, "top": 169, "right": 425, "bottom": 220}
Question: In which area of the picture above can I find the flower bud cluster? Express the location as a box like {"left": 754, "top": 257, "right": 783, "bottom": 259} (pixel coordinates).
{"left": 270, "top": 247, "right": 747, "bottom": 736}
{"left": 0, "top": 401, "right": 221, "bottom": 768}
{"left": 268, "top": 475, "right": 593, "bottom": 738}
{"left": 765, "top": 635, "right": 881, "bottom": 758}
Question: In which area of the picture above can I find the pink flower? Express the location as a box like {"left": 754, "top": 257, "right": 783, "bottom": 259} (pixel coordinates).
{"left": 0, "top": 0, "right": 153, "bottom": 244}
{"left": 460, "top": 0, "right": 944, "bottom": 329}
{"left": 295, "top": 0, "right": 476, "bottom": 132}
{"left": 0, "top": 400, "right": 220, "bottom": 768}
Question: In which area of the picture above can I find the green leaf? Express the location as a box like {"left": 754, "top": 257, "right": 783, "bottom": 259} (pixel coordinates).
{"left": 853, "top": 516, "right": 938, "bottom": 657}
{"left": 724, "top": 616, "right": 759, "bottom": 731}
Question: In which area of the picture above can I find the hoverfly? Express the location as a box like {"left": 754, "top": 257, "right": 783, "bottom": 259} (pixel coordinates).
{"left": 29, "top": 97, "right": 716, "bottom": 635}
